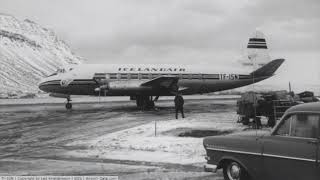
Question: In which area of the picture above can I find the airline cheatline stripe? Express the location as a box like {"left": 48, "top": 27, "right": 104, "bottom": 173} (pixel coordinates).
{"left": 39, "top": 80, "right": 96, "bottom": 86}
{"left": 92, "top": 73, "right": 253, "bottom": 80}
{"left": 248, "top": 42, "right": 266, "bottom": 45}
{"left": 39, "top": 74, "right": 256, "bottom": 88}
{"left": 247, "top": 38, "right": 267, "bottom": 49}
{"left": 248, "top": 44, "right": 267, "bottom": 46}
{"left": 239, "top": 75, "right": 252, "bottom": 79}
{"left": 247, "top": 45, "right": 267, "bottom": 49}
{"left": 249, "top": 38, "right": 266, "bottom": 42}
{"left": 247, "top": 44, "right": 267, "bottom": 46}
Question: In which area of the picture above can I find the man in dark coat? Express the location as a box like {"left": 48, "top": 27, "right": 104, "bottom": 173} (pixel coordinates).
{"left": 174, "top": 94, "right": 185, "bottom": 119}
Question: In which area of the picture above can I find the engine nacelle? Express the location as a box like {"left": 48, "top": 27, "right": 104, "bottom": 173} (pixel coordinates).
{"left": 49, "top": 93, "right": 70, "bottom": 98}
{"left": 99, "top": 81, "right": 152, "bottom": 93}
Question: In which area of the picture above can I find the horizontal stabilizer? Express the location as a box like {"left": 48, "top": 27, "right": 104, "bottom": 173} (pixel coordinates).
{"left": 250, "top": 59, "right": 285, "bottom": 77}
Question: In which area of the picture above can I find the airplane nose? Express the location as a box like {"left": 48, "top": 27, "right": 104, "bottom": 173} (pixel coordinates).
{"left": 38, "top": 79, "right": 48, "bottom": 92}
{"left": 38, "top": 78, "right": 55, "bottom": 92}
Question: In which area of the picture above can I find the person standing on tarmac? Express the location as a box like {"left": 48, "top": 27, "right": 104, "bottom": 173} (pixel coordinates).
{"left": 174, "top": 94, "right": 185, "bottom": 119}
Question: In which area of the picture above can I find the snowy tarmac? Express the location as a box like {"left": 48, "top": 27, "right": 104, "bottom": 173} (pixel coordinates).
{"left": 0, "top": 96, "right": 260, "bottom": 179}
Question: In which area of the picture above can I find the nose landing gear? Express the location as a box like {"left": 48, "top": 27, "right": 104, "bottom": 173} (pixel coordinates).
{"left": 65, "top": 96, "right": 72, "bottom": 110}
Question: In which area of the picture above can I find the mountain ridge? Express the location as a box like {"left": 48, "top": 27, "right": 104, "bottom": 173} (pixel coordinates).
{"left": 0, "top": 14, "right": 82, "bottom": 97}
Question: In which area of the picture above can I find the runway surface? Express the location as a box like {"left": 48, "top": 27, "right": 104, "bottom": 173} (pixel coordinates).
{"left": 0, "top": 97, "right": 238, "bottom": 179}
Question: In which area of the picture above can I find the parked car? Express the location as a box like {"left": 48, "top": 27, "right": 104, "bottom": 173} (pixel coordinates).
{"left": 203, "top": 102, "right": 320, "bottom": 180}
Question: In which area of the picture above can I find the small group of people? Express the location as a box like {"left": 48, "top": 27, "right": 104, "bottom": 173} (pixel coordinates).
{"left": 174, "top": 94, "right": 185, "bottom": 119}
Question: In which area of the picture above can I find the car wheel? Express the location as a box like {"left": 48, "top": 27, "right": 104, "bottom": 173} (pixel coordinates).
{"left": 223, "top": 161, "right": 250, "bottom": 180}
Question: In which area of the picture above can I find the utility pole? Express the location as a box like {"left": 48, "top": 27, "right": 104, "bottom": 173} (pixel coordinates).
{"left": 154, "top": 119, "right": 157, "bottom": 137}
{"left": 289, "top": 82, "right": 292, "bottom": 93}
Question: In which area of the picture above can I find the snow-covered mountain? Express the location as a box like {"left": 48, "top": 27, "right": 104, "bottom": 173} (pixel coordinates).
{"left": 0, "top": 13, "right": 82, "bottom": 97}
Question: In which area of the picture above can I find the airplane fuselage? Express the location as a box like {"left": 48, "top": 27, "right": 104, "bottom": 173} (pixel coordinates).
{"left": 38, "top": 30, "right": 284, "bottom": 110}
{"left": 39, "top": 64, "right": 269, "bottom": 96}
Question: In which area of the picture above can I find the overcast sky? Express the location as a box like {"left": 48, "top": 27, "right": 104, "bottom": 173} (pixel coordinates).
{"left": 0, "top": 0, "right": 319, "bottom": 91}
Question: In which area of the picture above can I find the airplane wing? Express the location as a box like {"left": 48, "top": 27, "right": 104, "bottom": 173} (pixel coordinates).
{"left": 141, "top": 76, "right": 179, "bottom": 92}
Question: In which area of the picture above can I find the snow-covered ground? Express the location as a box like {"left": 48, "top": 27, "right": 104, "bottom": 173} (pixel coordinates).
{"left": 1, "top": 97, "right": 269, "bottom": 179}
{"left": 0, "top": 94, "right": 239, "bottom": 105}
{"left": 66, "top": 110, "right": 246, "bottom": 165}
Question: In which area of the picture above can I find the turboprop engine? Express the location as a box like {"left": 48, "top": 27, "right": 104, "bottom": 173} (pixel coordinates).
{"left": 95, "top": 80, "right": 152, "bottom": 93}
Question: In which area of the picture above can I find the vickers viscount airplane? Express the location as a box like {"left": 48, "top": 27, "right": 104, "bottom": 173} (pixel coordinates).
{"left": 39, "top": 31, "right": 285, "bottom": 110}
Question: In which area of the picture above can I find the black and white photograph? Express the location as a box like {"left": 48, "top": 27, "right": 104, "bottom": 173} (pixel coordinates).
{"left": 0, "top": 0, "right": 319, "bottom": 180}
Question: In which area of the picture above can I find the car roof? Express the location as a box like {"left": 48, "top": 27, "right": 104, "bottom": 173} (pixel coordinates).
{"left": 286, "top": 102, "right": 320, "bottom": 114}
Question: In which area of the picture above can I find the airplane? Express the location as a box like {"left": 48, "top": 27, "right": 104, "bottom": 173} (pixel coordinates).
{"left": 38, "top": 31, "right": 285, "bottom": 110}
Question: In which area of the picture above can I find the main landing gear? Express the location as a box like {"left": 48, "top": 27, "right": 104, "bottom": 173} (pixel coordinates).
{"left": 136, "top": 96, "right": 157, "bottom": 110}
{"left": 65, "top": 96, "right": 72, "bottom": 110}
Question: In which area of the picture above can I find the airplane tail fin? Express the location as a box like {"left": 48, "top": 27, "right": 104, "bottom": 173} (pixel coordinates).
{"left": 250, "top": 59, "right": 285, "bottom": 77}
{"left": 241, "top": 30, "right": 271, "bottom": 69}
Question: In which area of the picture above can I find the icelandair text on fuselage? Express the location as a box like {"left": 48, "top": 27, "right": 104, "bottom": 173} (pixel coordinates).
{"left": 118, "top": 67, "right": 186, "bottom": 72}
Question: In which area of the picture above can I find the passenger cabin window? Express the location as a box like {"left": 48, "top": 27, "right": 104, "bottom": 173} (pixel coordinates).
{"left": 192, "top": 74, "right": 202, "bottom": 79}
{"left": 203, "top": 74, "right": 219, "bottom": 79}
{"left": 152, "top": 74, "right": 159, "bottom": 79}
{"left": 141, "top": 74, "right": 149, "bottom": 79}
{"left": 120, "top": 73, "right": 127, "bottom": 79}
{"left": 116, "top": 73, "right": 121, "bottom": 80}
{"left": 182, "top": 74, "right": 190, "bottom": 79}
{"left": 110, "top": 73, "right": 117, "bottom": 79}
{"left": 131, "top": 74, "right": 138, "bottom": 79}
{"left": 275, "top": 114, "right": 320, "bottom": 139}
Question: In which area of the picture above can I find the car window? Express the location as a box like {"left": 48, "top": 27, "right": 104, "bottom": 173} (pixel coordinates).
{"left": 275, "top": 115, "right": 292, "bottom": 136}
{"left": 291, "top": 114, "right": 319, "bottom": 138}
{"left": 275, "top": 114, "right": 320, "bottom": 139}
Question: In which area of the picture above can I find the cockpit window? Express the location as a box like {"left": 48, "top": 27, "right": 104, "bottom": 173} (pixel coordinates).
{"left": 57, "top": 68, "right": 66, "bottom": 73}
{"left": 46, "top": 68, "right": 66, "bottom": 77}
{"left": 47, "top": 67, "right": 74, "bottom": 77}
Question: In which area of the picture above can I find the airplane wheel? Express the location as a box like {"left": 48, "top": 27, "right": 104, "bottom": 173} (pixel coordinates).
{"left": 241, "top": 117, "right": 250, "bottom": 125}
{"left": 147, "top": 100, "right": 155, "bottom": 109}
{"left": 66, "top": 103, "right": 72, "bottom": 110}
{"left": 136, "top": 96, "right": 154, "bottom": 110}
{"left": 136, "top": 97, "right": 143, "bottom": 107}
